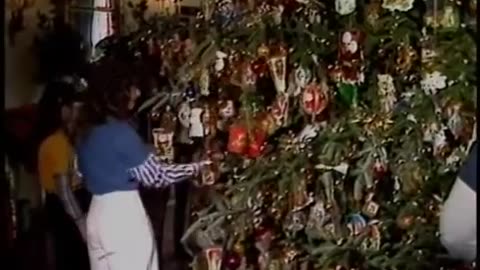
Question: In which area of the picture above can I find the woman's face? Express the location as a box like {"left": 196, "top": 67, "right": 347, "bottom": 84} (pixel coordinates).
{"left": 127, "top": 86, "right": 141, "bottom": 111}
{"left": 62, "top": 102, "right": 83, "bottom": 133}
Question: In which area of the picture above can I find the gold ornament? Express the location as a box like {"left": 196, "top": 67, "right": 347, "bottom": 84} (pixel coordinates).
{"left": 396, "top": 214, "right": 415, "bottom": 230}
{"left": 233, "top": 242, "right": 245, "bottom": 255}
{"left": 258, "top": 44, "right": 271, "bottom": 57}
{"left": 396, "top": 161, "right": 424, "bottom": 196}
{"left": 365, "top": 0, "right": 381, "bottom": 28}
{"left": 396, "top": 45, "right": 417, "bottom": 74}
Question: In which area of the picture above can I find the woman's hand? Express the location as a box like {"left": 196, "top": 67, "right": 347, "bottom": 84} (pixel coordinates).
{"left": 200, "top": 160, "right": 213, "bottom": 167}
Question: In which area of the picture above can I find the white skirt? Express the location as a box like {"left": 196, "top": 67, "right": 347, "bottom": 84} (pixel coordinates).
{"left": 87, "top": 190, "right": 159, "bottom": 270}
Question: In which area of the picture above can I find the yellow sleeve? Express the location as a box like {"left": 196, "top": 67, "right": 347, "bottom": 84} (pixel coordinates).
{"left": 38, "top": 135, "right": 70, "bottom": 193}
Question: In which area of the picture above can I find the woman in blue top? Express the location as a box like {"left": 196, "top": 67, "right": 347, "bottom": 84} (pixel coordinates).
{"left": 75, "top": 60, "right": 208, "bottom": 270}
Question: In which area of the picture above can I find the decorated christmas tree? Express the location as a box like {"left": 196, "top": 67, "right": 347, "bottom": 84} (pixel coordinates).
{"left": 97, "top": 0, "right": 477, "bottom": 269}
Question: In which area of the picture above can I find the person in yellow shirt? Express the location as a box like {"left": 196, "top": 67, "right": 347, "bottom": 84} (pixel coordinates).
{"left": 36, "top": 80, "right": 89, "bottom": 270}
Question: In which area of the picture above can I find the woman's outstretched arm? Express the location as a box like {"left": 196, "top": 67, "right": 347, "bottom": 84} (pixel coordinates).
{"left": 115, "top": 121, "right": 206, "bottom": 188}
{"left": 127, "top": 153, "right": 206, "bottom": 187}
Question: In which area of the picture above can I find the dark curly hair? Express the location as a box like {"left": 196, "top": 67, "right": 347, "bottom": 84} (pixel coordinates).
{"left": 76, "top": 58, "right": 139, "bottom": 141}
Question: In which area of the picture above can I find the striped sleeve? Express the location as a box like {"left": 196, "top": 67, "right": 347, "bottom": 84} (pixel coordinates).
{"left": 127, "top": 154, "right": 202, "bottom": 187}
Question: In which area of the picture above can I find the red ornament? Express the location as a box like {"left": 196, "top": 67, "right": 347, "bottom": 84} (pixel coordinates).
{"left": 301, "top": 83, "right": 329, "bottom": 116}
{"left": 227, "top": 124, "right": 248, "bottom": 154}
{"left": 223, "top": 252, "right": 242, "bottom": 270}
{"left": 372, "top": 159, "right": 387, "bottom": 180}
{"left": 338, "top": 30, "right": 365, "bottom": 63}
{"left": 247, "top": 129, "right": 267, "bottom": 158}
{"left": 255, "top": 225, "right": 273, "bottom": 240}
{"left": 251, "top": 58, "right": 269, "bottom": 77}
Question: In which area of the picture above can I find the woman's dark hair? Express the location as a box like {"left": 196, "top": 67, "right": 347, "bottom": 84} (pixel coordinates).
{"left": 29, "top": 81, "right": 79, "bottom": 170}
{"left": 77, "top": 58, "right": 139, "bottom": 140}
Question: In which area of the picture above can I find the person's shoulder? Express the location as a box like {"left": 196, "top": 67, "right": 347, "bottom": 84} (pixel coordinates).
{"left": 100, "top": 119, "right": 136, "bottom": 136}
{"left": 83, "top": 120, "right": 137, "bottom": 147}
{"left": 39, "top": 130, "right": 68, "bottom": 153}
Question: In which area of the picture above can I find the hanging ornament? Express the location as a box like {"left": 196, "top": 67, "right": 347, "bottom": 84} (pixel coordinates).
{"left": 294, "top": 66, "right": 312, "bottom": 94}
{"left": 257, "top": 252, "right": 271, "bottom": 270}
{"left": 296, "top": 124, "right": 320, "bottom": 144}
{"left": 189, "top": 106, "right": 205, "bottom": 138}
{"left": 362, "top": 192, "right": 380, "bottom": 218}
{"left": 396, "top": 207, "right": 417, "bottom": 230}
{"left": 335, "top": 0, "right": 356, "bottom": 15}
{"left": 365, "top": 1, "right": 382, "bottom": 28}
{"left": 271, "top": 94, "right": 290, "bottom": 127}
{"left": 305, "top": 200, "right": 328, "bottom": 239}
{"left": 445, "top": 102, "right": 466, "bottom": 141}
{"left": 307, "top": 6, "right": 322, "bottom": 24}
{"left": 420, "top": 71, "right": 447, "bottom": 96}
{"left": 218, "top": 99, "right": 236, "bottom": 119}
{"left": 353, "top": 176, "right": 365, "bottom": 202}
{"left": 432, "top": 128, "right": 450, "bottom": 159}
{"left": 185, "top": 83, "right": 199, "bottom": 101}
{"left": 272, "top": 5, "right": 285, "bottom": 25}
{"left": 177, "top": 101, "right": 193, "bottom": 144}
{"left": 320, "top": 172, "right": 335, "bottom": 205}
{"left": 216, "top": 0, "right": 236, "bottom": 26}
{"left": 396, "top": 161, "right": 424, "bottom": 195}
{"left": 202, "top": 103, "right": 218, "bottom": 138}
{"left": 395, "top": 45, "right": 417, "bottom": 74}
{"left": 339, "top": 31, "right": 364, "bottom": 64}
{"left": 247, "top": 129, "right": 267, "bottom": 158}
{"left": 228, "top": 124, "right": 249, "bottom": 154}
{"left": 215, "top": 51, "right": 228, "bottom": 73}
{"left": 439, "top": 5, "right": 460, "bottom": 30}
{"left": 284, "top": 211, "right": 307, "bottom": 234}
{"left": 205, "top": 246, "right": 223, "bottom": 270}
{"left": 361, "top": 222, "right": 381, "bottom": 251}
{"left": 424, "top": 0, "right": 460, "bottom": 30}
{"left": 267, "top": 259, "right": 282, "bottom": 270}
{"left": 217, "top": 99, "right": 236, "bottom": 131}
{"left": 467, "top": 0, "right": 477, "bottom": 26}
{"left": 251, "top": 58, "right": 269, "bottom": 77}
{"left": 268, "top": 54, "right": 287, "bottom": 94}
{"left": 423, "top": 122, "right": 440, "bottom": 143}
{"left": 396, "top": 214, "right": 415, "bottom": 230}
{"left": 254, "top": 227, "right": 274, "bottom": 253}
{"left": 223, "top": 251, "right": 242, "bottom": 270}
{"left": 381, "top": 0, "right": 414, "bottom": 12}
{"left": 337, "top": 83, "right": 358, "bottom": 107}
{"left": 322, "top": 222, "right": 340, "bottom": 240}
{"left": 152, "top": 128, "right": 174, "bottom": 162}
{"left": 336, "top": 30, "right": 365, "bottom": 85}
{"left": 282, "top": 245, "right": 301, "bottom": 265}
{"left": 200, "top": 69, "right": 210, "bottom": 96}
{"left": 241, "top": 61, "right": 257, "bottom": 89}
{"left": 255, "top": 112, "right": 277, "bottom": 136}
{"left": 202, "top": 0, "right": 215, "bottom": 21}
{"left": 377, "top": 74, "right": 397, "bottom": 114}
{"left": 315, "top": 162, "right": 350, "bottom": 176}
{"left": 201, "top": 152, "right": 219, "bottom": 186}
{"left": 257, "top": 44, "right": 270, "bottom": 58}
{"left": 346, "top": 213, "right": 367, "bottom": 236}
{"left": 292, "top": 176, "right": 314, "bottom": 212}
{"left": 372, "top": 158, "right": 388, "bottom": 180}
{"left": 301, "top": 82, "right": 329, "bottom": 117}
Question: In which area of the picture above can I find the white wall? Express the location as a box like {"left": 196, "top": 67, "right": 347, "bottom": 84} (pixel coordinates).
{"left": 4, "top": 0, "right": 52, "bottom": 109}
